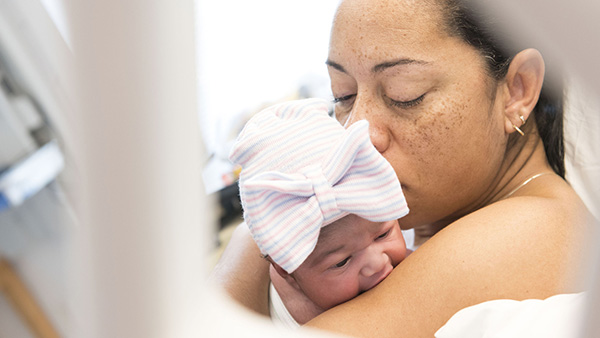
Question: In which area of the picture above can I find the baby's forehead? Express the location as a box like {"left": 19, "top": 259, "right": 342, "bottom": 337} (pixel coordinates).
{"left": 319, "top": 215, "right": 355, "bottom": 239}
{"left": 318, "top": 214, "right": 383, "bottom": 244}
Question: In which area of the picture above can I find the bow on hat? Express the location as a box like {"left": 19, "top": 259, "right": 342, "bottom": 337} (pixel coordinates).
{"left": 241, "top": 120, "right": 409, "bottom": 273}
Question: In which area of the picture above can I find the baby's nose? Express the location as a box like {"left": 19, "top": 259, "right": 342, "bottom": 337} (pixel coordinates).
{"left": 360, "top": 251, "right": 388, "bottom": 277}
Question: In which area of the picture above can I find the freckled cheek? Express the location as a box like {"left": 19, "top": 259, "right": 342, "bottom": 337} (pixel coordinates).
{"left": 388, "top": 102, "right": 484, "bottom": 197}
{"left": 396, "top": 111, "right": 456, "bottom": 164}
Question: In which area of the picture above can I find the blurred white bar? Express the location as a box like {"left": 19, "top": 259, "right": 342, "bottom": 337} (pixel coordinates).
{"left": 66, "top": 1, "right": 210, "bottom": 337}
{"left": 63, "top": 1, "right": 339, "bottom": 337}
{"left": 475, "top": 1, "right": 600, "bottom": 337}
{"left": 475, "top": 0, "right": 600, "bottom": 91}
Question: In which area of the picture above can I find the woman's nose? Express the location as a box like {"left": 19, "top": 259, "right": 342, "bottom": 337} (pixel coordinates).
{"left": 366, "top": 122, "right": 391, "bottom": 154}
{"left": 345, "top": 98, "right": 391, "bottom": 154}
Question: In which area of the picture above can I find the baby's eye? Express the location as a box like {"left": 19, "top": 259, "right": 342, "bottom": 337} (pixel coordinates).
{"left": 376, "top": 230, "right": 391, "bottom": 240}
{"left": 333, "top": 256, "right": 351, "bottom": 268}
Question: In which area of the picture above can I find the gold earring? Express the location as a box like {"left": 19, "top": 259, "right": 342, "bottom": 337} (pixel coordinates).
{"left": 513, "top": 124, "right": 525, "bottom": 136}
{"left": 519, "top": 115, "right": 526, "bottom": 125}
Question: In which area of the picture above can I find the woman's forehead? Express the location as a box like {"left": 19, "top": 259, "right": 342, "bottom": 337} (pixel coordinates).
{"left": 334, "top": 0, "right": 443, "bottom": 29}
{"left": 330, "top": 0, "right": 448, "bottom": 63}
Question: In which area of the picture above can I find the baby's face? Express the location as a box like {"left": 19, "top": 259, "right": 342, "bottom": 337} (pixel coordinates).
{"left": 291, "top": 214, "right": 407, "bottom": 310}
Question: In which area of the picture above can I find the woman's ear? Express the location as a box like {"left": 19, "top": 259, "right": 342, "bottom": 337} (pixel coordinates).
{"left": 503, "top": 48, "right": 545, "bottom": 135}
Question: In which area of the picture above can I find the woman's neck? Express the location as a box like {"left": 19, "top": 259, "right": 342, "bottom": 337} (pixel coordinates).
{"left": 486, "top": 132, "right": 554, "bottom": 204}
{"left": 414, "top": 129, "right": 554, "bottom": 246}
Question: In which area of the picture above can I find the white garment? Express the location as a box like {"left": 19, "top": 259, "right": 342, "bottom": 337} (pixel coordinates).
{"left": 269, "top": 282, "right": 300, "bottom": 329}
{"left": 435, "top": 292, "right": 588, "bottom": 338}
{"left": 402, "top": 228, "right": 417, "bottom": 252}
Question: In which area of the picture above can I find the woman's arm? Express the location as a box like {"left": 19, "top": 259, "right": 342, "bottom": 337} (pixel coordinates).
{"left": 306, "top": 194, "right": 594, "bottom": 337}
{"left": 209, "top": 222, "right": 271, "bottom": 315}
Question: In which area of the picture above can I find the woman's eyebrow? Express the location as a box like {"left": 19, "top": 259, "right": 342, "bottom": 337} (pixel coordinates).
{"left": 372, "top": 58, "right": 430, "bottom": 73}
{"left": 326, "top": 58, "right": 430, "bottom": 74}
{"left": 325, "top": 59, "right": 346, "bottom": 73}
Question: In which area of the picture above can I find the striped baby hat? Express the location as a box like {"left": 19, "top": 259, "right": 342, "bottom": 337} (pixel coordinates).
{"left": 229, "top": 98, "right": 409, "bottom": 273}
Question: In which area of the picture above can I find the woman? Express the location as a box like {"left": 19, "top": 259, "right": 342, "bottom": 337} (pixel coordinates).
{"left": 211, "top": 0, "right": 597, "bottom": 336}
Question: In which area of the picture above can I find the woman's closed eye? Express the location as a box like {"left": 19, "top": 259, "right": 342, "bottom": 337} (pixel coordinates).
{"left": 332, "top": 94, "right": 356, "bottom": 106}
{"left": 332, "top": 94, "right": 355, "bottom": 124}
{"left": 334, "top": 93, "right": 426, "bottom": 110}
{"left": 389, "top": 93, "right": 426, "bottom": 109}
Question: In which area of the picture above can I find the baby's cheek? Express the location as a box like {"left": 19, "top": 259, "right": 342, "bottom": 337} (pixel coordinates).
{"left": 328, "top": 277, "right": 363, "bottom": 308}
{"left": 390, "top": 241, "right": 408, "bottom": 266}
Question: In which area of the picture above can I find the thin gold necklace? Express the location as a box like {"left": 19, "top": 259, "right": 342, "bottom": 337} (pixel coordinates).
{"left": 501, "top": 172, "right": 553, "bottom": 200}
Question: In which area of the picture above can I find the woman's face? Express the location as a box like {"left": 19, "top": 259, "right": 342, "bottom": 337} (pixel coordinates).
{"left": 328, "top": 0, "right": 509, "bottom": 228}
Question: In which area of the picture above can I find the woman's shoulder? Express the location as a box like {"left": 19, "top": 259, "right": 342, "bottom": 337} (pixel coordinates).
{"left": 430, "top": 174, "right": 596, "bottom": 289}
{"left": 475, "top": 173, "right": 593, "bottom": 233}
{"left": 307, "top": 186, "right": 594, "bottom": 337}
{"left": 306, "top": 176, "right": 596, "bottom": 337}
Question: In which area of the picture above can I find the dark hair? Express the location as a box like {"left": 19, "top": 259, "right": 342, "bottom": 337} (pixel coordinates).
{"left": 441, "top": 0, "right": 565, "bottom": 178}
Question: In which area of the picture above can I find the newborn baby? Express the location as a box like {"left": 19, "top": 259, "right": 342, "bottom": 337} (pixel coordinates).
{"left": 229, "top": 98, "right": 410, "bottom": 328}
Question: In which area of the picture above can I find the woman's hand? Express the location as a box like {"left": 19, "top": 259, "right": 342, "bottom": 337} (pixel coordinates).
{"left": 209, "top": 222, "right": 271, "bottom": 315}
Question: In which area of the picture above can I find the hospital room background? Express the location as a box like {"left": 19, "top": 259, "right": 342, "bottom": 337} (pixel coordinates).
{"left": 0, "top": 0, "right": 598, "bottom": 337}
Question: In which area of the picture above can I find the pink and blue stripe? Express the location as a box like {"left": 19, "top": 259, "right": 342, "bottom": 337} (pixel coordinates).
{"left": 229, "top": 98, "right": 409, "bottom": 273}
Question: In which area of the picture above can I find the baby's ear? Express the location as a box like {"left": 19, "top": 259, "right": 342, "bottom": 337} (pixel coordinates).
{"left": 270, "top": 260, "right": 290, "bottom": 278}
{"left": 269, "top": 260, "right": 300, "bottom": 289}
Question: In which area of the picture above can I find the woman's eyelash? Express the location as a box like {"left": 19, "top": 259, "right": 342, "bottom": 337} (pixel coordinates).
{"left": 333, "top": 93, "right": 425, "bottom": 108}
{"left": 332, "top": 94, "right": 356, "bottom": 103}
{"left": 390, "top": 93, "right": 425, "bottom": 109}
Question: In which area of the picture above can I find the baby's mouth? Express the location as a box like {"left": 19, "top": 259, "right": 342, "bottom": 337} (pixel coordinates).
{"left": 362, "top": 266, "right": 393, "bottom": 293}
{"left": 374, "top": 268, "right": 392, "bottom": 287}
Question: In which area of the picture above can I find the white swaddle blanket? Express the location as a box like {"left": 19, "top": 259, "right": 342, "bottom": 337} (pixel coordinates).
{"left": 269, "top": 283, "right": 301, "bottom": 329}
